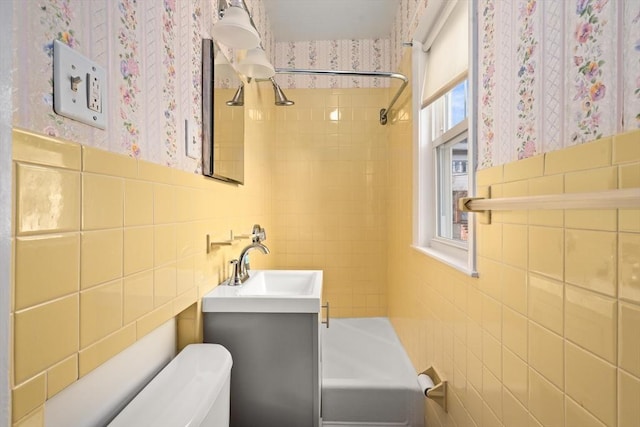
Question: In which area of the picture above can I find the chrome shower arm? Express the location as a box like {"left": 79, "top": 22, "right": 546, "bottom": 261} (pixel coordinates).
{"left": 274, "top": 68, "right": 409, "bottom": 125}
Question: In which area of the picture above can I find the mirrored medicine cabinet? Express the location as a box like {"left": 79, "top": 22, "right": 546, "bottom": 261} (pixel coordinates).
{"left": 202, "top": 38, "right": 245, "bottom": 184}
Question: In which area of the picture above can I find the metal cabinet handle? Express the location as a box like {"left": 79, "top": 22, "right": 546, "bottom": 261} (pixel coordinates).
{"left": 322, "top": 302, "right": 330, "bottom": 328}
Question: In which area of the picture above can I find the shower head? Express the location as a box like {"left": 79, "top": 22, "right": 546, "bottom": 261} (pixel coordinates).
{"left": 226, "top": 84, "right": 244, "bottom": 106}
{"left": 271, "top": 78, "right": 294, "bottom": 106}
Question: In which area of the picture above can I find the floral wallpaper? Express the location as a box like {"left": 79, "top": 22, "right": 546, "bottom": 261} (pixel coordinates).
{"left": 479, "top": 0, "right": 497, "bottom": 170}
{"left": 515, "top": 0, "right": 539, "bottom": 160}
{"left": 625, "top": 2, "right": 640, "bottom": 129}
{"left": 391, "top": 0, "right": 428, "bottom": 70}
{"left": 117, "top": 0, "right": 142, "bottom": 159}
{"left": 566, "top": 0, "right": 616, "bottom": 144}
{"left": 189, "top": 2, "right": 204, "bottom": 160}
{"left": 476, "top": 0, "right": 639, "bottom": 168}
{"left": 273, "top": 38, "right": 391, "bottom": 89}
{"left": 161, "top": 0, "right": 177, "bottom": 165}
{"left": 541, "top": 0, "right": 564, "bottom": 155}
{"left": 480, "top": 0, "right": 502, "bottom": 166}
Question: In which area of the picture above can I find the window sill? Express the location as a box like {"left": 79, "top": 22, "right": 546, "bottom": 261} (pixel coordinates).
{"left": 410, "top": 244, "right": 478, "bottom": 278}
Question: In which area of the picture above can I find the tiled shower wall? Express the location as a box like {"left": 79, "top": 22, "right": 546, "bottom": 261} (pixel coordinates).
{"left": 269, "top": 88, "right": 391, "bottom": 317}
{"left": 387, "top": 53, "right": 640, "bottom": 427}
{"left": 9, "top": 86, "right": 275, "bottom": 426}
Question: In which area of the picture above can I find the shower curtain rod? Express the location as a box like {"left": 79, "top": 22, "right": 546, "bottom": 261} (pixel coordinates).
{"left": 274, "top": 68, "right": 409, "bottom": 125}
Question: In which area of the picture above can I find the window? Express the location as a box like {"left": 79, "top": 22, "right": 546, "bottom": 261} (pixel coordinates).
{"left": 412, "top": 0, "right": 476, "bottom": 275}
{"left": 432, "top": 81, "right": 468, "bottom": 244}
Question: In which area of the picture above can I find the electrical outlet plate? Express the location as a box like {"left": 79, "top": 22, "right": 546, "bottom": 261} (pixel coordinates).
{"left": 53, "top": 40, "right": 107, "bottom": 129}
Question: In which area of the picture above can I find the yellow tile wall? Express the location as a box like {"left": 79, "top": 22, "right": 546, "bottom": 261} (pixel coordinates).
{"left": 387, "top": 50, "right": 640, "bottom": 427}
{"left": 9, "top": 84, "right": 275, "bottom": 425}
{"left": 270, "top": 87, "right": 390, "bottom": 318}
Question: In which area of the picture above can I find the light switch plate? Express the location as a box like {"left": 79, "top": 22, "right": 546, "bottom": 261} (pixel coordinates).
{"left": 185, "top": 119, "right": 199, "bottom": 159}
{"left": 53, "top": 40, "right": 107, "bottom": 129}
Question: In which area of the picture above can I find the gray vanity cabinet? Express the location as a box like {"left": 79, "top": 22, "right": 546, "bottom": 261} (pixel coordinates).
{"left": 203, "top": 312, "right": 320, "bottom": 427}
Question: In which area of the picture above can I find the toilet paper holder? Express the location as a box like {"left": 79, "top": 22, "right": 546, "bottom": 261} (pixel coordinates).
{"left": 418, "top": 366, "right": 447, "bottom": 412}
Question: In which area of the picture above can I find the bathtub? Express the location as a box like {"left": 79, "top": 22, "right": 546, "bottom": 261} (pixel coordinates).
{"left": 321, "top": 317, "right": 424, "bottom": 427}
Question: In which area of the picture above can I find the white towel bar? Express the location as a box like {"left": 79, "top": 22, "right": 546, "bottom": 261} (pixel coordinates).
{"left": 460, "top": 188, "right": 640, "bottom": 224}
{"left": 461, "top": 188, "right": 640, "bottom": 212}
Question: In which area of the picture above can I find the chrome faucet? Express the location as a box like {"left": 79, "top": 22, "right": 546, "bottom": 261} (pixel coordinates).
{"left": 237, "top": 241, "right": 270, "bottom": 282}
{"left": 227, "top": 224, "right": 270, "bottom": 286}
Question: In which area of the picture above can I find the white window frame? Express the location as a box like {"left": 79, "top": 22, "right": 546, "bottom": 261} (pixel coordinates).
{"left": 411, "top": 1, "right": 478, "bottom": 276}
{"left": 434, "top": 118, "right": 469, "bottom": 244}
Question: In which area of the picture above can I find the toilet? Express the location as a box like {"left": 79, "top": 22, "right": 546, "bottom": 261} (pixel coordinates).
{"left": 109, "top": 343, "right": 233, "bottom": 427}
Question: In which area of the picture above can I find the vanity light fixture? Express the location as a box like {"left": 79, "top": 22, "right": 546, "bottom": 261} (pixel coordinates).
{"left": 212, "top": 1, "right": 261, "bottom": 49}
{"left": 226, "top": 84, "right": 244, "bottom": 106}
{"left": 271, "top": 78, "right": 294, "bottom": 106}
{"left": 212, "top": 0, "right": 277, "bottom": 79}
{"left": 237, "top": 47, "right": 275, "bottom": 79}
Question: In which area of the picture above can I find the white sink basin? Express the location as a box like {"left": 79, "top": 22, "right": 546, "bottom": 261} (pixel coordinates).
{"left": 237, "top": 271, "right": 317, "bottom": 296}
{"left": 202, "top": 270, "right": 323, "bottom": 313}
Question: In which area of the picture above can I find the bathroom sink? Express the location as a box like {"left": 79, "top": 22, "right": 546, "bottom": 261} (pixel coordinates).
{"left": 237, "top": 271, "right": 317, "bottom": 296}
{"left": 202, "top": 270, "right": 323, "bottom": 313}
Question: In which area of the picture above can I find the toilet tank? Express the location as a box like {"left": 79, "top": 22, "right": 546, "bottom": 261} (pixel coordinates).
{"left": 109, "top": 344, "right": 233, "bottom": 427}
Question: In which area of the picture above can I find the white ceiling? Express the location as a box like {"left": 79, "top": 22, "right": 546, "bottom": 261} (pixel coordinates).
{"left": 262, "top": 0, "right": 400, "bottom": 42}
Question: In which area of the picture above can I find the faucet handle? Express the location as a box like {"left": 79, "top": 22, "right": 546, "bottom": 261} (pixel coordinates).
{"left": 228, "top": 259, "right": 241, "bottom": 286}
{"left": 251, "top": 224, "right": 266, "bottom": 243}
